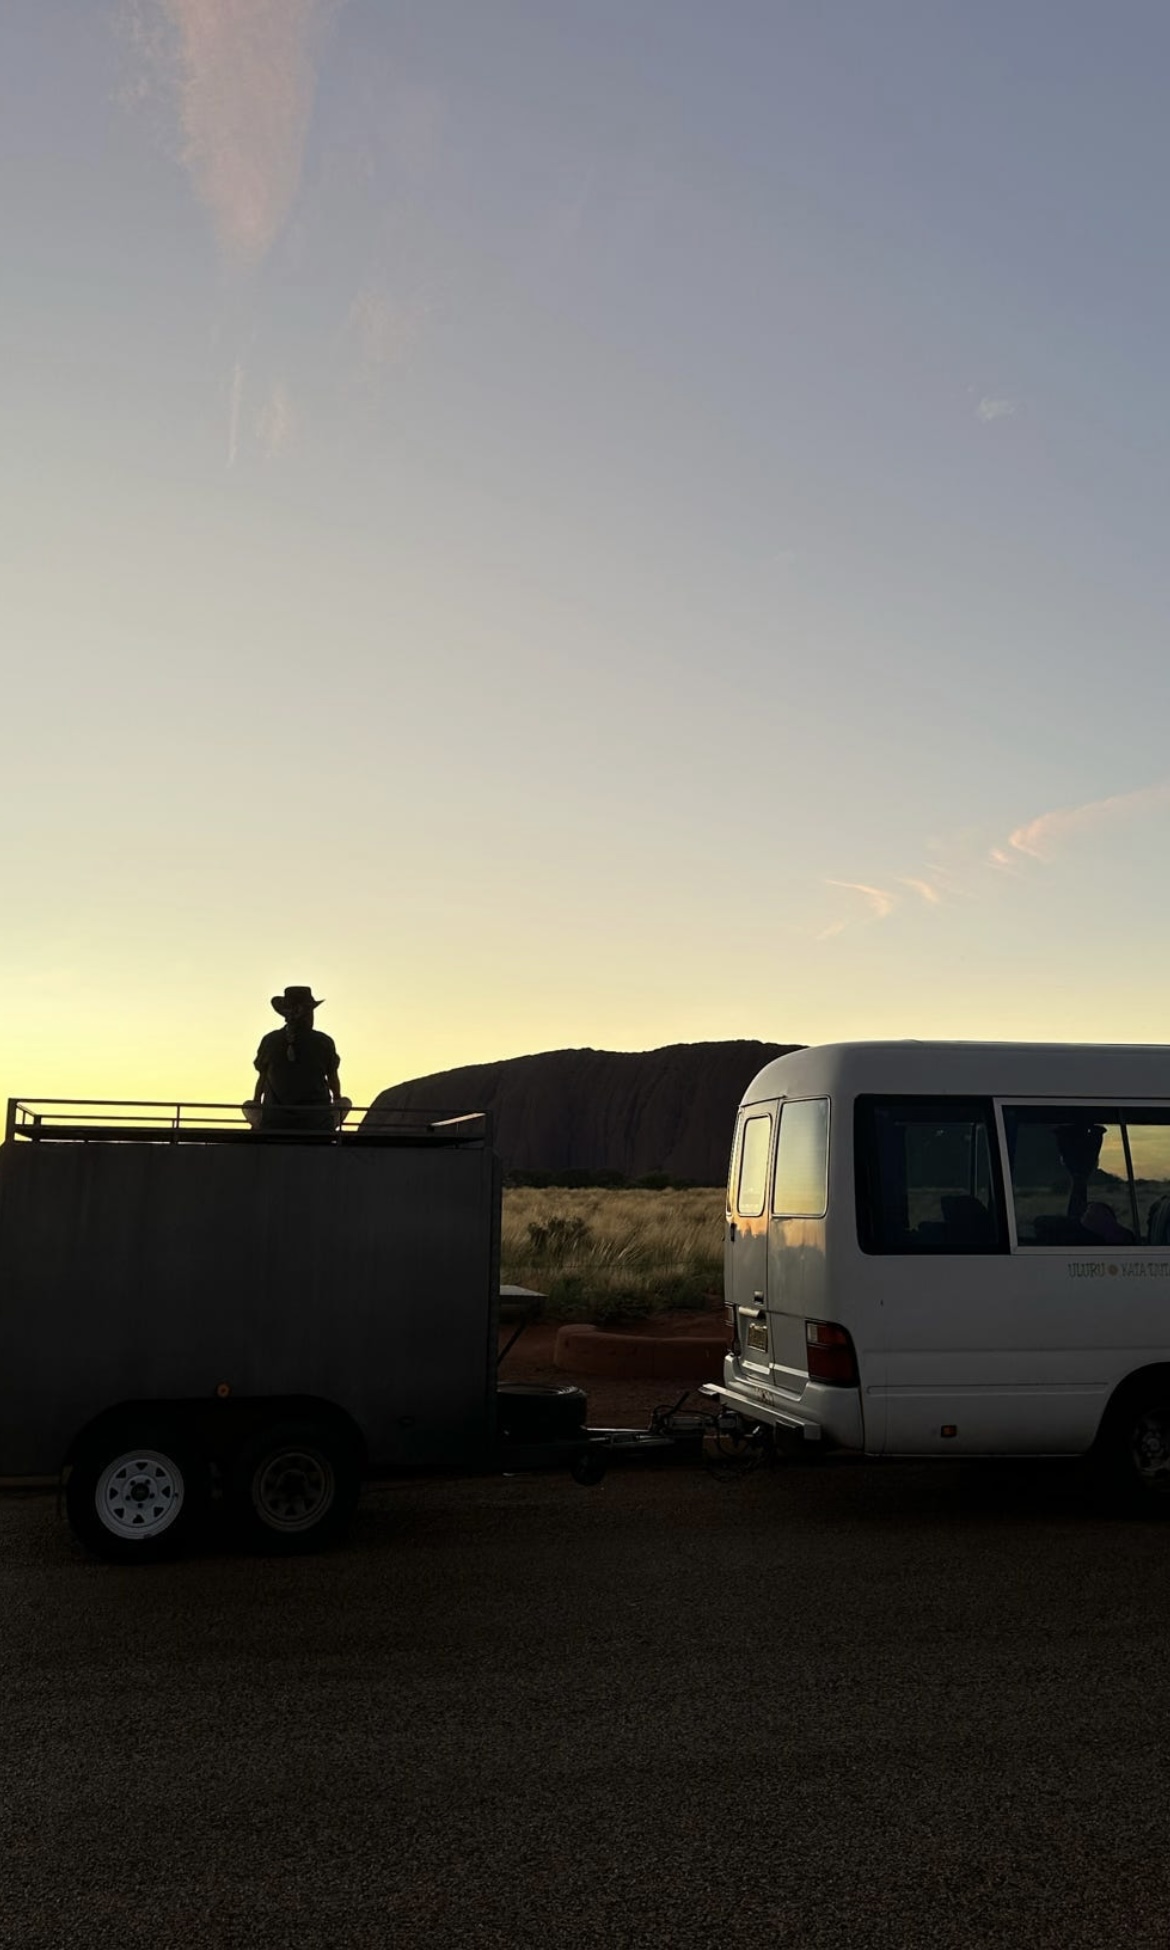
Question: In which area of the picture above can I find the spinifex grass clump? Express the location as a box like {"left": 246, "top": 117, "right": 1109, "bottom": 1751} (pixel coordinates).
{"left": 501, "top": 1187, "right": 724, "bottom": 1323}
{"left": 525, "top": 1215, "right": 594, "bottom": 1260}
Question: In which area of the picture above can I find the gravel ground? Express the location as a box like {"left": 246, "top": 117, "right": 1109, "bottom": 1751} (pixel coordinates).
{"left": 3, "top": 1457, "right": 1170, "bottom": 1949}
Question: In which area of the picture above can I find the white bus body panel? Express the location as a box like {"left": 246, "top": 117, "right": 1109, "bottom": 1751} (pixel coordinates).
{"left": 713, "top": 1042, "right": 1170, "bottom": 1459}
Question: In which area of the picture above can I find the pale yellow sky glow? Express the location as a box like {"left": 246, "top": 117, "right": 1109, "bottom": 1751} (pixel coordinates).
{"left": 5, "top": 4, "right": 1170, "bottom": 1119}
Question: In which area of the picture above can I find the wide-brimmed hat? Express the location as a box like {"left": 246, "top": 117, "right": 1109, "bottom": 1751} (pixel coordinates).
{"left": 271, "top": 985, "right": 325, "bottom": 1015}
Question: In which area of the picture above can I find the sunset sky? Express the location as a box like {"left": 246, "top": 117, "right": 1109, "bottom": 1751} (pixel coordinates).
{"left": 5, "top": 1, "right": 1170, "bottom": 1117}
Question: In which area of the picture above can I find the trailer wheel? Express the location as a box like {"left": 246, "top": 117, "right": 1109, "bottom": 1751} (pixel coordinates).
{"left": 227, "top": 1421, "right": 361, "bottom": 1554}
{"left": 66, "top": 1422, "right": 207, "bottom": 1564}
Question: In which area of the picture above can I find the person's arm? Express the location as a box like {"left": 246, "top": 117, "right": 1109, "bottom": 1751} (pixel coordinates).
{"left": 252, "top": 1048, "right": 268, "bottom": 1106}
{"left": 320, "top": 1033, "right": 342, "bottom": 1106}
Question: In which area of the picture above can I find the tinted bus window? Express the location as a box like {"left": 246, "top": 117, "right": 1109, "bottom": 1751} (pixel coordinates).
{"left": 856, "top": 1097, "right": 1004, "bottom": 1254}
{"left": 1125, "top": 1119, "right": 1170, "bottom": 1241}
{"left": 772, "top": 1099, "right": 829, "bottom": 1217}
{"left": 1003, "top": 1105, "right": 1170, "bottom": 1246}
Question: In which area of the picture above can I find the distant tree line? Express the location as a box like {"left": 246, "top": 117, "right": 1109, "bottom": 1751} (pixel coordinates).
{"left": 503, "top": 1167, "right": 721, "bottom": 1190}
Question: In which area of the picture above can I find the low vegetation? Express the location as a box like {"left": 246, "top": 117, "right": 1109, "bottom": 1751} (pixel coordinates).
{"left": 500, "top": 1186, "right": 725, "bottom": 1323}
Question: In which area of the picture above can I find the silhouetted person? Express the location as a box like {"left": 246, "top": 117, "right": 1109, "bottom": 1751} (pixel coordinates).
{"left": 251, "top": 986, "right": 345, "bottom": 1135}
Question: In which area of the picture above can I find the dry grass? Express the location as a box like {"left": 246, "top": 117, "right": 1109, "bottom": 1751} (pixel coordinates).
{"left": 501, "top": 1186, "right": 725, "bottom": 1322}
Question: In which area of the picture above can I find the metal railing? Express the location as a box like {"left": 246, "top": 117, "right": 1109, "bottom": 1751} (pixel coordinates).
{"left": 4, "top": 1100, "right": 491, "bottom": 1147}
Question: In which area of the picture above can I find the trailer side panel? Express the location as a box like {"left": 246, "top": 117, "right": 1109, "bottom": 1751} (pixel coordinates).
{"left": 0, "top": 1141, "right": 499, "bottom": 1475}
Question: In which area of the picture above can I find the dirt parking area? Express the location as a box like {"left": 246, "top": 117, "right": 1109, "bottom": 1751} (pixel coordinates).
{"left": 4, "top": 1453, "right": 1170, "bottom": 1949}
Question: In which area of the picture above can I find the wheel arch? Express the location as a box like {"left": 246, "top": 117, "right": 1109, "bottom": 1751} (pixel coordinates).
{"left": 1094, "top": 1363, "right": 1170, "bottom": 1447}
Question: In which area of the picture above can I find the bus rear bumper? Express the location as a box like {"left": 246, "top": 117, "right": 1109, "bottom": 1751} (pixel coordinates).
{"left": 700, "top": 1380, "right": 865, "bottom": 1452}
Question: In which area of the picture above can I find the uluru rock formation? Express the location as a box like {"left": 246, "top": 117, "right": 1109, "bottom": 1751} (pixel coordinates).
{"left": 364, "top": 1041, "right": 799, "bottom": 1183}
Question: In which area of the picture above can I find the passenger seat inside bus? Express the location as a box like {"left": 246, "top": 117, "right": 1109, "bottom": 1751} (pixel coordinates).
{"left": 1033, "top": 1214, "right": 1095, "bottom": 1244}
{"left": 1147, "top": 1197, "right": 1170, "bottom": 1245}
{"left": 1081, "top": 1201, "right": 1136, "bottom": 1245}
{"left": 1032, "top": 1207, "right": 1136, "bottom": 1246}
{"left": 938, "top": 1194, "right": 995, "bottom": 1246}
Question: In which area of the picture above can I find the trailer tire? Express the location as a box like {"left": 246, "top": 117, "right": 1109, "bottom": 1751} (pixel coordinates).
{"left": 66, "top": 1421, "right": 207, "bottom": 1564}
{"left": 227, "top": 1420, "right": 361, "bottom": 1554}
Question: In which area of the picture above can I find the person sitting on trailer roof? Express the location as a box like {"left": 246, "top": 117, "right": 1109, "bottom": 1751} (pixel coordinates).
{"left": 249, "top": 986, "right": 347, "bottom": 1135}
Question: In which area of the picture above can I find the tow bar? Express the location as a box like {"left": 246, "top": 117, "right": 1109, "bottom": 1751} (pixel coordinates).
{"left": 569, "top": 1394, "right": 776, "bottom": 1483}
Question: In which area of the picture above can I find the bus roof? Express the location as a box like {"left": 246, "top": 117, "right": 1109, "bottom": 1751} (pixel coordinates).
{"left": 742, "top": 1041, "right": 1170, "bottom": 1106}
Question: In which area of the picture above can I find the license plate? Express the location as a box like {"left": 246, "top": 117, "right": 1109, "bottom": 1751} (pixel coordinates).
{"left": 746, "top": 1320, "right": 768, "bottom": 1352}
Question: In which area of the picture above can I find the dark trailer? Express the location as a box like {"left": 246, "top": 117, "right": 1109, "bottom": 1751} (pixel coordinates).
{"left": 0, "top": 1098, "right": 652, "bottom": 1562}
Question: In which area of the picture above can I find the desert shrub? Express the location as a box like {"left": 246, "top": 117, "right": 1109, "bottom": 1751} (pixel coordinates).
{"left": 526, "top": 1215, "right": 594, "bottom": 1261}
{"left": 501, "top": 1186, "right": 724, "bottom": 1323}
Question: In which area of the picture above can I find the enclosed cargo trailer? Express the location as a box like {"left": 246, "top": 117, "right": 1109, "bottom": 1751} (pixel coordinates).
{"left": 0, "top": 1100, "right": 612, "bottom": 1558}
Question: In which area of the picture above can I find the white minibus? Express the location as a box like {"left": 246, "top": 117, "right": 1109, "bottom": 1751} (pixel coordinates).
{"left": 703, "top": 1042, "right": 1170, "bottom": 1506}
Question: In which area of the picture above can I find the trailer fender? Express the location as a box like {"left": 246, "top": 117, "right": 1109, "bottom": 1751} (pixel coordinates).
{"left": 65, "top": 1396, "right": 367, "bottom": 1473}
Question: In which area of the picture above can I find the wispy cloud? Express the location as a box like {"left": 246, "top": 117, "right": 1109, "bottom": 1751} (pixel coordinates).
{"left": 998, "top": 781, "right": 1170, "bottom": 864}
{"left": 898, "top": 876, "right": 942, "bottom": 905}
{"left": 825, "top": 880, "right": 897, "bottom": 921}
{"left": 817, "top": 780, "right": 1170, "bottom": 945}
{"left": 976, "top": 396, "right": 1020, "bottom": 422}
{"left": 815, "top": 868, "right": 947, "bottom": 941}
{"left": 129, "top": 0, "right": 343, "bottom": 263}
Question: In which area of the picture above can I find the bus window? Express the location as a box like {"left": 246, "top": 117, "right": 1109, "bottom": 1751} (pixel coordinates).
{"left": 856, "top": 1097, "right": 1004, "bottom": 1254}
{"left": 736, "top": 1114, "right": 773, "bottom": 1218}
{"left": 772, "top": 1099, "right": 829, "bottom": 1217}
{"left": 1002, "top": 1105, "right": 1170, "bottom": 1246}
{"left": 1003, "top": 1108, "right": 1125, "bottom": 1245}
{"left": 1123, "top": 1118, "right": 1170, "bottom": 1241}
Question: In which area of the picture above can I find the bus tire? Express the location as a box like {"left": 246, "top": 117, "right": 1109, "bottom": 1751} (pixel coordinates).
{"left": 226, "top": 1420, "right": 361, "bottom": 1554}
{"left": 66, "top": 1419, "right": 208, "bottom": 1564}
{"left": 1096, "top": 1380, "right": 1170, "bottom": 1514}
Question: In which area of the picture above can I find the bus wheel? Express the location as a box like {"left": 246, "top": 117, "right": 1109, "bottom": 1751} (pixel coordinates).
{"left": 227, "top": 1421, "right": 361, "bottom": 1554}
{"left": 1098, "top": 1386, "right": 1170, "bottom": 1513}
{"left": 66, "top": 1421, "right": 207, "bottom": 1564}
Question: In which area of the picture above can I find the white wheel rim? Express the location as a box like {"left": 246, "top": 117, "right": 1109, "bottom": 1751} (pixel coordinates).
{"left": 95, "top": 1450, "right": 185, "bottom": 1541}
{"left": 253, "top": 1449, "right": 335, "bottom": 1532}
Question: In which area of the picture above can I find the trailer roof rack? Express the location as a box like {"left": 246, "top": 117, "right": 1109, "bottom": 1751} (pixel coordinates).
{"left": 4, "top": 1100, "right": 491, "bottom": 1148}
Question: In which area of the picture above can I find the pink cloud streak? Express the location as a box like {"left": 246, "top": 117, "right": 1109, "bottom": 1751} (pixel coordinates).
{"left": 1000, "top": 781, "right": 1170, "bottom": 863}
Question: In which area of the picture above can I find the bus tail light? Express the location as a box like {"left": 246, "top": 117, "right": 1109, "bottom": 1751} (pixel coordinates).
{"left": 805, "top": 1320, "right": 858, "bottom": 1386}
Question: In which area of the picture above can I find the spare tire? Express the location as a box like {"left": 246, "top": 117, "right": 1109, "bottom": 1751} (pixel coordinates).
{"left": 497, "top": 1382, "right": 587, "bottom": 1443}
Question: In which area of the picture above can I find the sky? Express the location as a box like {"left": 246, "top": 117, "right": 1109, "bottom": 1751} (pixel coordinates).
{"left": 4, "top": 0, "right": 1170, "bottom": 1117}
